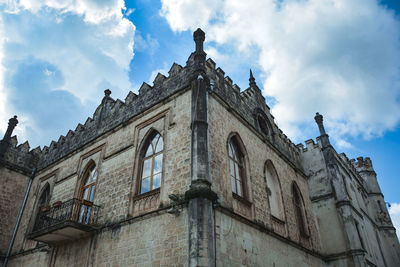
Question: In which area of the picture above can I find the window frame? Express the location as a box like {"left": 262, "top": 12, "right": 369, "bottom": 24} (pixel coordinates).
{"left": 227, "top": 134, "right": 248, "bottom": 199}
{"left": 137, "top": 131, "right": 164, "bottom": 195}
{"left": 264, "top": 160, "right": 285, "bottom": 221}
{"left": 292, "top": 182, "right": 309, "bottom": 238}
{"left": 34, "top": 184, "right": 51, "bottom": 224}
{"left": 77, "top": 161, "right": 97, "bottom": 224}
{"left": 37, "top": 184, "right": 51, "bottom": 209}
{"left": 257, "top": 115, "right": 269, "bottom": 136}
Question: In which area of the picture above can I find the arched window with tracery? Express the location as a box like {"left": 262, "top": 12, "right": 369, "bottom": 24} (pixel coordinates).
{"left": 292, "top": 182, "right": 309, "bottom": 237}
{"left": 265, "top": 160, "right": 284, "bottom": 220}
{"left": 228, "top": 136, "right": 246, "bottom": 198}
{"left": 139, "top": 132, "right": 163, "bottom": 194}
{"left": 78, "top": 163, "right": 97, "bottom": 224}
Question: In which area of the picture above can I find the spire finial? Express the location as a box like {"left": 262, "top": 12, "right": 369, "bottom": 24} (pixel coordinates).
{"left": 249, "top": 69, "right": 256, "bottom": 88}
{"left": 3, "top": 115, "right": 18, "bottom": 141}
{"left": 194, "top": 28, "right": 205, "bottom": 53}
{"left": 104, "top": 89, "right": 111, "bottom": 97}
{"left": 314, "top": 112, "right": 326, "bottom": 135}
{"left": 193, "top": 28, "right": 206, "bottom": 70}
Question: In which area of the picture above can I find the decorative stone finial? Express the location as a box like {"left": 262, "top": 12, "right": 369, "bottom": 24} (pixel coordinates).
{"left": 193, "top": 28, "right": 206, "bottom": 71}
{"left": 249, "top": 69, "right": 256, "bottom": 88}
{"left": 104, "top": 89, "right": 111, "bottom": 97}
{"left": 314, "top": 112, "right": 326, "bottom": 135}
{"left": 194, "top": 28, "right": 205, "bottom": 53}
{"left": 3, "top": 115, "right": 18, "bottom": 141}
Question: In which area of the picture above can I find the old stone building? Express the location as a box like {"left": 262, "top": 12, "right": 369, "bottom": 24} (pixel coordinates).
{"left": 0, "top": 29, "right": 399, "bottom": 267}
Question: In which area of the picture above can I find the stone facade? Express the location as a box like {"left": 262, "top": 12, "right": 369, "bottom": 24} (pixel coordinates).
{"left": 0, "top": 29, "right": 399, "bottom": 267}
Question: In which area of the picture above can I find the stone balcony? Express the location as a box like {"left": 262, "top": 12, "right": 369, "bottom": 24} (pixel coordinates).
{"left": 28, "top": 198, "right": 101, "bottom": 244}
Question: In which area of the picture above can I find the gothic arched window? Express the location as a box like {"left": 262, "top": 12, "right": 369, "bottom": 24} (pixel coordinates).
{"left": 258, "top": 115, "right": 269, "bottom": 136}
{"left": 265, "top": 160, "right": 284, "bottom": 220}
{"left": 38, "top": 184, "right": 50, "bottom": 208}
{"left": 228, "top": 136, "right": 246, "bottom": 198}
{"left": 78, "top": 163, "right": 97, "bottom": 224}
{"left": 139, "top": 132, "right": 163, "bottom": 194}
{"left": 292, "top": 182, "right": 309, "bottom": 237}
{"left": 34, "top": 184, "right": 50, "bottom": 230}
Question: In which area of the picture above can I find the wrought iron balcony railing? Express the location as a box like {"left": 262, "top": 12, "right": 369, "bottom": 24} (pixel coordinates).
{"left": 32, "top": 198, "right": 101, "bottom": 233}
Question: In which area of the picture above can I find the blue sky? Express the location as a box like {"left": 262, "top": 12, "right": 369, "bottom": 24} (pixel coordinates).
{"left": 0, "top": 0, "right": 399, "bottom": 230}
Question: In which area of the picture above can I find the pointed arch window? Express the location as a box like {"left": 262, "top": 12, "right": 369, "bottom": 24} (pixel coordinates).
{"left": 292, "top": 182, "right": 309, "bottom": 237}
{"left": 38, "top": 185, "right": 50, "bottom": 208}
{"left": 258, "top": 115, "right": 269, "bottom": 136}
{"left": 139, "top": 132, "right": 163, "bottom": 194}
{"left": 34, "top": 184, "right": 50, "bottom": 230}
{"left": 78, "top": 163, "right": 97, "bottom": 224}
{"left": 265, "top": 161, "right": 284, "bottom": 220}
{"left": 228, "top": 137, "right": 246, "bottom": 197}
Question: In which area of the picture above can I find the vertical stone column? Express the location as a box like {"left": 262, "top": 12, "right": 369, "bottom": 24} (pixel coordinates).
{"left": 185, "top": 28, "right": 217, "bottom": 267}
{"left": 314, "top": 113, "right": 365, "bottom": 266}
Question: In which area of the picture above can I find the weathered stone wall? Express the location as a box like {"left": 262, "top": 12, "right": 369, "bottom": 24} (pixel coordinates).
{"left": 301, "top": 136, "right": 400, "bottom": 266}
{"left": 208, "top": 94, "right": 322, "bottom": 253}
{"left": 6, "top": 90, "right": 192, "bottom": 266}
{"left": 9, "top": 210, "right": 188, "bottom": 267}
{"left": 0, "top": 167, "right": 29, "bottom": 254}
{"left": 215, "top": 210, "right": 324, "bottom": 266}
{"left": 91, "top": 211, "right": 188, "bottom": 267}
{"left": 7, "top": 248, "right": 51, "bottom": 267}
{"left": 204, "top": 60, "right": 302, "bottom": 172}
{"left": 3, "top": 30, "right": 399, "bottom": 266}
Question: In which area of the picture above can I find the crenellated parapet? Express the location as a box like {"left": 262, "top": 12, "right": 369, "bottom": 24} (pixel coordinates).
{"left": 351, "top": 156, "right": 374, "bottom": 172}
{"left": 0, "top": 133, "right": 41, "bottom": 174}
{"left": 38, "top": 59, "right": 194, "bottom": 170}
{"left": 4, "top": 29, "right": 303, "bottom": 172}
{"left": 297, "top": 138, "right": 320, "bottom": 153}
{"left": 204, "top": 59, "right": 302, "bottom": 169}
{"left": 338, "top": 152, "right": 364, "bottom": 178}
{"left": 351, "top": 156, "right": 382, "bottom": 194}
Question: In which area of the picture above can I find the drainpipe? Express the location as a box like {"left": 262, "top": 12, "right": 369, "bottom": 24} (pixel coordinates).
{"left": 3, "top": 168, "right": 36, "bottom": 267}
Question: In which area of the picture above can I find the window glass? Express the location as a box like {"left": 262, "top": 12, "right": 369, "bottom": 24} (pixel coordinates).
{"left": 142, "top": 159, "right": 152, "bottom": 178}
{"left": 141, "top": 177, "right": 150, "bottom": 194}
{"left": 79, "top": 163, "right": 97, "bottom": 224}
{"left": 228, "top": 137, "right": 245, "bottom": 197}
{"left": 145, "top": 145, "right": 153, "bottom": 157}
{"left": 139, "top": 132, "right": 164, "bottom": 194}
{"left": 153, "top": 173, "right": 162, "bottom": 189}
{"left": 155, "top": 136, "right": 163, "bottom": 153}
{"left": 154, "top": 154, "right": 163, "bottom": 174}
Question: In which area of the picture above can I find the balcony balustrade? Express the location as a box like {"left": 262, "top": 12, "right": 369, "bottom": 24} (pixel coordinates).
{"left": 28, "top": 198, "right": 101, "bottom": 243}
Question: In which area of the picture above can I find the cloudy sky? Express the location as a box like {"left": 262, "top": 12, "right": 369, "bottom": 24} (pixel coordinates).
{"left": 0, "top": 0, "right": 399, "bottom": 233}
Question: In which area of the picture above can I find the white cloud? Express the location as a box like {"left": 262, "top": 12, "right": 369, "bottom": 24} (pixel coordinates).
{"left": 135, "top": 32, "right": 160, "bottom": 56}
{"left": 149, "top": 67, "right": 169, "bottom": 85}
{"left": 160, "top": 0, "right": 400, "bottom": 143}
{"left": 0, "top": 14, "right": 7, "bottom": 135}
{"left": 0, "top": 0, "right": 135, "bottom": 146}
{"left": 389, "top": 203, "right": 400, "bottom": 241}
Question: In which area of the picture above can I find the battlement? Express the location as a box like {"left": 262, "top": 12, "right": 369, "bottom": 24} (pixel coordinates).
{"left": 36, "top": 50, "right": 303, "bottom": 170}
{"left": 2, "top": 29, "right": 304, "bottom": 172}
{"left": 0, "top": 135, "right": 41, "bottom": 174}
{"left": 37, "top": 59, "right": 192, "bottom": 170}
{"left": 204, "top": 58, "right": 302, "bottom": 169}
{"left": 297, "top": 138, "right": 321, "bottom": 153}
{"left": 337, "top": 152, "right": 367, "bottom": 181}
{"left": 351, "top": 156, "right": 375, "bottom": 172}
